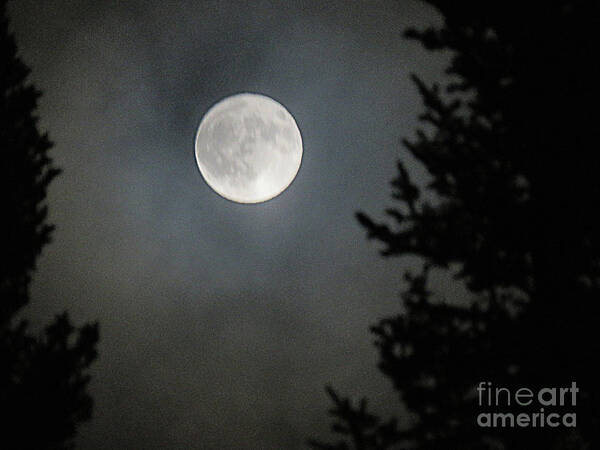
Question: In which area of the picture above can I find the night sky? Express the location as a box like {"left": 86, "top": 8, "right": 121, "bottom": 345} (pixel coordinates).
{"left": 9, "top": 1, "right": 449, "bottom": 448}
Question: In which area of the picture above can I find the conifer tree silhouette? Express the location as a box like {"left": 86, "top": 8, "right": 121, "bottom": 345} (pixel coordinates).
{"left": 1, "top": 2, "right": 99, "bottom": 449}
{"left": 311, "top": 1, "right": 600, "bottom": 449}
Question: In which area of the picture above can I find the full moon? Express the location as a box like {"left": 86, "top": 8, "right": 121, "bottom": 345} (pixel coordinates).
{"left": 195, "top": 93, "right": 303, "bottom": 203}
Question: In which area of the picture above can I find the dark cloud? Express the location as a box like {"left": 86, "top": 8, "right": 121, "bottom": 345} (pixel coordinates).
{"left": 9, "top": 0, "right": 445, "bottom": 448}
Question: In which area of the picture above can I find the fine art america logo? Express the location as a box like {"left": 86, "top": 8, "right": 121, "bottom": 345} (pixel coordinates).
{"left": 476, "top": 382, "right": 578, "bottom": 428}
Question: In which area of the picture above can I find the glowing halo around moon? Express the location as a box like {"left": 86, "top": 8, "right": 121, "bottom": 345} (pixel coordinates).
{"left": 195, "top": 93, "right": 303, "bottom": 204}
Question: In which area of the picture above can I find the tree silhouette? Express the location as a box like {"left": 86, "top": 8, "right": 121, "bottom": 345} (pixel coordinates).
{"left": 311, "top": 1, "right": 600, "bottom": 449}
{"left": 1, "top": 2, "right": 99, "bottom": 449}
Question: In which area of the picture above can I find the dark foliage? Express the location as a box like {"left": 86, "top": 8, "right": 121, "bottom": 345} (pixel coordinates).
{"left": 1, "top": 2, "right": 98, "bottom": 448}
{"left": 312, "top": 1, "right": 600, "bottom": 449}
